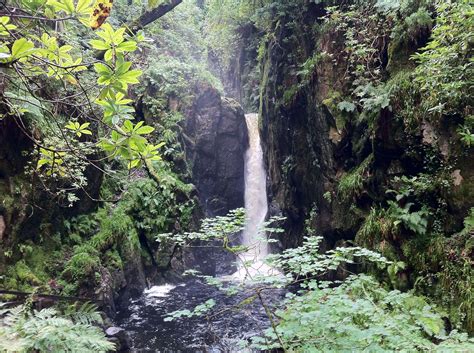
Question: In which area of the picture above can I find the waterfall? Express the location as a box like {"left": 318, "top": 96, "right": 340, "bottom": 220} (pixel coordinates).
{"left": 229, "top": 113, "right": 278, "bottom": 281}
{"left": 241, "top": 113, "right": 269, "bottom": 262}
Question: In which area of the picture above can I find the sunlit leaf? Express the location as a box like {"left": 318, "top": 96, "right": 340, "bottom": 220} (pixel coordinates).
{"left": 10, "top": 38, "right": 36, "bottom": 60}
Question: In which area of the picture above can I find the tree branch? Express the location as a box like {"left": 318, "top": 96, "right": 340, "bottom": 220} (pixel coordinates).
{"left": 130, "top": 0, "right": 183, "bottom": 32}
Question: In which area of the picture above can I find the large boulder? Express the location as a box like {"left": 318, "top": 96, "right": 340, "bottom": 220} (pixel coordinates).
{"left": 183, "top": 85, "right": 248, "bottom": 216}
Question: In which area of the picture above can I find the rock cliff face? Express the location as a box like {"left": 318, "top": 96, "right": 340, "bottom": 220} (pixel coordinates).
{"left": 251, "top": 1, "right": 473, "bottom": 331}
{"left": 257, "top": 3, "right": 473, "bottom": 246}
{"left": 0, "top": 118, "right": 33, "bottom": 244}
{"left": 209, "top": 24, "right": 261, "bottom": 112}
{"left": 183, "top": 85, "right": 248, "bottom": 216}
{"left": 258, "top": 6, "right": 337, "bottom": 250}
{"left": 0, "top": 117, "right": 103, "bottom": 246}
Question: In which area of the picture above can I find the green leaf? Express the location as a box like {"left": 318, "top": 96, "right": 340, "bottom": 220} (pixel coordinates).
{"left": 123, "top": 120, "right": 133, "bottom": 132}
{"left": 47, "top": 0, "right": 75, "bottom": 14}
{"left": 11, "top": 38, "right": 36, "bottom": 60}
{"left": 119, "top": 69, "right": 142, "bottom": 84}
{"left": 135, "top": 126, "right": 154, "bottom": 135}
{"left": 90, "top": 39, "right": 109, "bottom": 51}
{"left": 93, "top": 62, "right": 111, "bottom": 74}
{"left": 76, "top": 0, "right": 93, "bottom": 13}
{"left": 116, "top": 41, "right": 137, "bottom": 52}
{"left": 104, "top": 49, "right": 113, "bottom": 62}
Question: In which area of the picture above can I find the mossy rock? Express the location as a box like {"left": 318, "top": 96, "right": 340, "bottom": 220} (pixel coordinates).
{"left": 104, "top": 248, "right": 124, "bottom": 270}
{"left": 62, "top": 244, "right": 101, "bottom": 282}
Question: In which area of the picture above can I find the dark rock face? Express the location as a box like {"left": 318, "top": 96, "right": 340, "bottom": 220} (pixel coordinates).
{"left": 257, "top": 3, "right": 473, "bottom": 251}
{"left": 256, "top": 4, "right": 473, "bottom": 314}
{"left": 0, "top": 117, "right": 103, "bottom": 245}
{"left": 183, "top": 85, "right": 248, "bottom": 216}
{"left": 0, "top": 118, "right": 35, "bottom": 243}
{"left": 259, "top": 17, "right": 337, "bottom": 250}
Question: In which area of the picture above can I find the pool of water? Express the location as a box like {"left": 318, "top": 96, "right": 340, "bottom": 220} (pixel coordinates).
{"left": 115, "top": 278, "right": 284, "bottom": 352}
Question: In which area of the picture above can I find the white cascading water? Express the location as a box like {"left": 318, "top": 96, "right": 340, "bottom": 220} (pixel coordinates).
{"left": 242, "top": 113, "right": 268, "bottom": 260}
{"left": 233, "top": 113, "right": 275, "bottom": 280}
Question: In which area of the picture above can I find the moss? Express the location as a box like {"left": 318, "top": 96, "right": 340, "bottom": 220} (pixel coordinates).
{"left": 385, "top": 70, "right": 424, "bottom": 130}
{"left": 88, "top": 206, "right": 136, "bottom": 252}
{"left": 282, "top": 85, "right": 299, "bottom": 106}
{"left": 402, "top": 231, "right": 473, "bottom": 332}
{"left": 15, "top": 261, "right": 41, "bottom": 284}
{"left": 0, "top": 182, "right": 15, "bottom": 212}
{"left": 59, "top": 196, "right": 143, "bottom": 292}
{"left": 4, "top": 260, "right": 43, "bottom": 291}
{"left": 322, "top": 90, "right": 346, "bottom": 129}
{"left": 356, "top": 207, "right": 399, "bottom": 252}
{"left": 337, "top": 154, "right": 373, "bottom": 202}
{"left": 1, "top": 239, "right": 62, "bottom": 291}
{"left": 386, "top": 41, "right": 415, "bottom": 75}
{"left": 3, "top": 276, "right": 18, "bottom": 290}
{"left": 62, "top": 244, "right": 101, "bottom": 282}
{"left": 28, "top": 248, "right": 55, "bottom": 279}
{"left": 104, "top": 248, "right": 123, "bottom": 270}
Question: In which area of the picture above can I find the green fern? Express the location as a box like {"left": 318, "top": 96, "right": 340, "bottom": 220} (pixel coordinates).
{"left": 65, "top": 302, "right": 104, "bottom": 326}
{"left": 0, "top": 303, "right": 114, "bottom": 353}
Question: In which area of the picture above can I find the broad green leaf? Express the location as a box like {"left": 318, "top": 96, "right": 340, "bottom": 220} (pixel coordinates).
{"left": 104, "top": 49, "right": 113, "bottom": 61}
{"left": 76, "top": 0, "right": 93, "bottom": 13}
{"left": 116, "top": 41, "right": 137, "bottom": 52}
{"left": 90, "top": 39, "right": 109, "bottom": 50}
{"left": 135, "top": 126, "right": 154, "bottom": 135}
{"left": 115, "top": 60, "right": 132, "bottom": 75}
{"left": 119, "top": 69, "right": 141, "bottom": 84}
{"left": 11, "top": 38, "right": 36, "bottom": 60}
{"left": 94, "top": 62, "right": 111, "bottom": 74}
{"left": 123, "top": 120, "right": 133, "bottom": 132}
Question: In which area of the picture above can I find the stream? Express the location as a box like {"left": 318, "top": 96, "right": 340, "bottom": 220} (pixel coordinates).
{"left": 116, "top": 114, "right": 281, "bottom": 352}
{"left": 115, "top": 279, "right": 284, "bottom": 352}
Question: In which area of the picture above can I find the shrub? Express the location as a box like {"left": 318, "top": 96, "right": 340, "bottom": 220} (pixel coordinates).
{"left": 252, "top": 274, "right": 474, "bottom": 352}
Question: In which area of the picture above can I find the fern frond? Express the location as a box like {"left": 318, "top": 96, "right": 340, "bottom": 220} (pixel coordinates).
{"left": 0, "top": 304, "right": 114, "bottom": 352}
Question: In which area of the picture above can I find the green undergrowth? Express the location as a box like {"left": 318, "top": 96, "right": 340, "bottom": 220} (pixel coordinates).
{"left": 2, "top": 234, "right": 66, "bottom": 293}
{"left": 254, "top": 274, "right": 474, "bottom": 352}
{"left": 59, "top": 173, "right": 195, "bottom": 294}
{"left": 0, "top": 302, "right": 115, "bottom": 352}
{"left": 2, "top": 168, "right": 195, "bottom": 297}
{"left": 356, "top": 202, "right": 473, "bottom": 331}
{"left": 402, "top": 211, "right": 474, "bottom": 332}
{"left": 337, "top": 154, "right": 374, "bottom": 203}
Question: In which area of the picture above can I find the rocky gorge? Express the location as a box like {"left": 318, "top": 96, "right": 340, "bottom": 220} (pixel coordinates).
{"left": 0, "top": 0, "right": 472, "bottom": 351}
